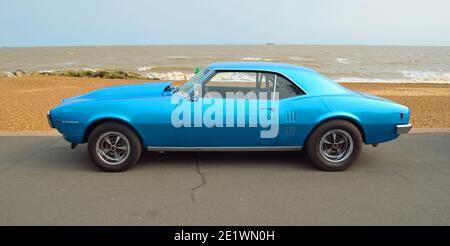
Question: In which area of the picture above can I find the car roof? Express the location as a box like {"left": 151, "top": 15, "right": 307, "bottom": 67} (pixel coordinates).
{"left": 207, "top": 62, "right": 314, "bottom": 73}
{"left": 206, "top": 62, "right": 350, "bottom": 96}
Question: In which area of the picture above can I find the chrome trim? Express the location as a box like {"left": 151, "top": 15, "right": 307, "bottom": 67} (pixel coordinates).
{"left": 47, "top": 111, "right": 54, "bottom": 128}
{"left": 96, "top": 131, "right": 131, "bottom": 165}
{"left": 319, "top": 129, "right": 354, "bottom": 164}
{"left": 147, "top": 146, "right": 302, "bottom": 152}
{"left": 223, "top": 68, "right": 307, "bottom": 95}
{"left": 185, "top": 68, "right": 215, "bottom": 98}
{"left": 272, "top": 74, "right": 277, "bottom": 101}
{"left": 396, "top": 123, "right": 412, "bottom": 134}
{"left": 193, "top": 67, "right": 308, "bottom": 97}
{"left": 61, "top": 120, "right": 80, "bottom": 124}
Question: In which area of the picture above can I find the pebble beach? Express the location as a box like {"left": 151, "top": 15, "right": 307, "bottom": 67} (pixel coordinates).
{"left": 0, "top": 75, "right": 448, "bottom": 132}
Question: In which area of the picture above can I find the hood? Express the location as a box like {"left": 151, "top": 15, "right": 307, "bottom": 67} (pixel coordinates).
{"left": 62, "top": 81, "right": 173, "bottom": 103}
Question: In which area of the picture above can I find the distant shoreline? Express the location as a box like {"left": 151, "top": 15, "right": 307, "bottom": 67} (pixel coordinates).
{"left": 0, "top": 75, "right": 449, "bottom": 131}
{"left": 1, "top": 45, "right": 449, "bottom": 83}
{"left": 1, "top": 70, "right": 450, "bottom": 84}
{"left": 2, "top": 44, "right": 450, "bottom": 49}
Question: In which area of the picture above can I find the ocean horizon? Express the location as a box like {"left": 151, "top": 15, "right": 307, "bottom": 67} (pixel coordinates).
{"left": 1, "top": 44, "right": 449, "bottom": 83}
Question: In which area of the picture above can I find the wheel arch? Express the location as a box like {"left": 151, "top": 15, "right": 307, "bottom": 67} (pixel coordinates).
{"left": 83, "top": 118, "right": 145, "bottom": 146}
{"left": 305, "top": 116, "right": 367, "bottom": 145}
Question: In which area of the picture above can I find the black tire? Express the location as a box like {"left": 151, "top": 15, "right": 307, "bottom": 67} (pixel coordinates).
{"left": 306, "top": 120, "right": 362, "bottom": 171}
{"left": 87, "top": 122, "right": 142, "bottom": 172}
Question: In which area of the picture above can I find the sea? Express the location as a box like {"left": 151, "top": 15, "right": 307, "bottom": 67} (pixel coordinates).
{"left": 1, "top": 45, "right": 449, "bottom": 83}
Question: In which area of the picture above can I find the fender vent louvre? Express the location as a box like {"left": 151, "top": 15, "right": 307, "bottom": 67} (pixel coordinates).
{"left": 285, "top": 126, "right": 296, "bottom": 136}
{"left": 285, "top": 111, "right": 297, "bottom": 136}
{"left": 286, "top": 111, "right": 296, "bottom": 122}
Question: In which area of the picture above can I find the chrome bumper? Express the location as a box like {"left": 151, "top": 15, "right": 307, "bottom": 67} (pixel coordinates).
{"left": 396, "top": 123, "right": 412, "bottom": 134}
{"left": 47, "top": 111, "right": 54, "bottom": 128}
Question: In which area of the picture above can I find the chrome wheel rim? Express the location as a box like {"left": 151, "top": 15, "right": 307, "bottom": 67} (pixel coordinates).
{"left": 319, "top": 129, "right": 354, "bottom": 164}
{"left": 96, "top": 131, "right": 130, "bottom": 165}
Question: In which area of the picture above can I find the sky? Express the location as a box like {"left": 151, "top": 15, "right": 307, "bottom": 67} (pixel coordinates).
{"left": 0, "top": 0, "right": 449, "bottom": 47}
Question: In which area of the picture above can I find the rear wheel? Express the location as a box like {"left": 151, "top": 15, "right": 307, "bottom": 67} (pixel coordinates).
{"left": 306, "top": 120, "right": 362, "bottom": 171}
{"left": 88, "top": 122, "right": 142, "bottom": 172}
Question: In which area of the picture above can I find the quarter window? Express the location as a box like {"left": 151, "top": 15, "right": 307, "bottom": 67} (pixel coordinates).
{"left": 275, "top": 75, "right": 304, "bottom": 99}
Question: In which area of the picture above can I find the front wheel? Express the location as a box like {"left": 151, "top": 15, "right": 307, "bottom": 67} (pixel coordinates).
{"left": 306, "top": 120, "right": 362, "bottom": 171}
{"left": 88, "top": 122, "right": 142, "bottom": 172}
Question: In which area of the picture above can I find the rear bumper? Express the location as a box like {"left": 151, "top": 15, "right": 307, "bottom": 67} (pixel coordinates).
{"left": 396, "top": 123, "right": 412, "bottom": 134}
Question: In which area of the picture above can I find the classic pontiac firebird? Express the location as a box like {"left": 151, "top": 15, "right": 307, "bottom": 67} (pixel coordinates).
{"left": 48, "top": 62, "right": 412, "bottom": 172}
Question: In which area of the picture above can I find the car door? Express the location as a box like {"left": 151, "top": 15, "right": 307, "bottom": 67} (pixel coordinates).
{"left": 172, "top": 70, "right": 278, "bottom": 147}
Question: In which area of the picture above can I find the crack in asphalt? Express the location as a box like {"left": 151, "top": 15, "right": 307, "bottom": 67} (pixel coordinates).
{"left": 395, "top": 171, "right": 412, "bottom": 183}
{"left": 190, "top": 157, "right": 206, "bottom": 202}
{"left": 0, "top": 139, "right": 60, "bottom": 176}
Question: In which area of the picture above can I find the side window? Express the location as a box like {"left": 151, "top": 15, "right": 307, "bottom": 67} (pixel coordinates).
{"left": 258, "top": 72, "right": 275, "bottom": 95}
{"left": 204, "top": 71, "right": 257, "bottom": 98}
{"left": 201, "top": 71, "right": 303, "bottom": 99}
{"left": 275, "top": 75, "right": 304, "bottom": 99}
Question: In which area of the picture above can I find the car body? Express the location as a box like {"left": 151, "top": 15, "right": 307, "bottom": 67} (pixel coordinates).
{"left": 48, "top": 62, "right": 412, "bottom": 171}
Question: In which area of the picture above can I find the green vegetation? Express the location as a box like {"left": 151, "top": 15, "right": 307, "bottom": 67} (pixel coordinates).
{"left": 34, "top": 69, "right": 145, "bottom": 79}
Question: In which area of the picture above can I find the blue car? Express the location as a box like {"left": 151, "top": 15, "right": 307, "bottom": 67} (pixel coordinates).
{"left": 48, "top": 62, "right": 412, "bottom": 171}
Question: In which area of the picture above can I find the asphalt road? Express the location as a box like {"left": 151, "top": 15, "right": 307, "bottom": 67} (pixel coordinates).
{"left": 0, "top": 133, "right": 449, "bottom": 225}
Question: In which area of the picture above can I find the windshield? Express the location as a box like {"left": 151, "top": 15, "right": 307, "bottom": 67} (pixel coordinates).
{"left": 177, "top": 68, "right": 210, "bottom": 94}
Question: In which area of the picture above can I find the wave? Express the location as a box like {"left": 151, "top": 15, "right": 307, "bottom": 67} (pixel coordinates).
{"left": 146, "top": 72, "right": 450, "bottom": 83}
{"left": 167, "top": 56, "right": 190, "bottom": 60}
{"left": 141, "top": 66, "right": 196, "bottom": 73}
{"left": 335, "top": 58, "right": 350, "bottom": 64}
{"left": 81, "top": 68, "right": 97, "bottom": 72}
{"left": 38, "top": 69, "right": 55, "bottom": 74}
{"left": 4, "top": 67, "right": 449, "bottom": 83}
{"left": 400, "top": 70, "right": 450, "bottom": 82}
{"left": 242, "top": 57, "right": 274, "bottom": 61}
{"left": 145, "top": 71, "right": 194, "bottom": 80}
{"left": 289, "top": 56, "right": 315, "bottom": 62}
{"left": 337, "top": 76, "right": 450, "bottom": 84}
{"left": 137, "top": 66, "right": 154, "bottom": 72}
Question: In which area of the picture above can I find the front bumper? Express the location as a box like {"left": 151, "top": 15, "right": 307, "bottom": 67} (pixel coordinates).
{"left": 47, "top": 111, "right": 54, "bottom": 128}
{"left": 396, "top": 123, "right": 412, "bottom": 134}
